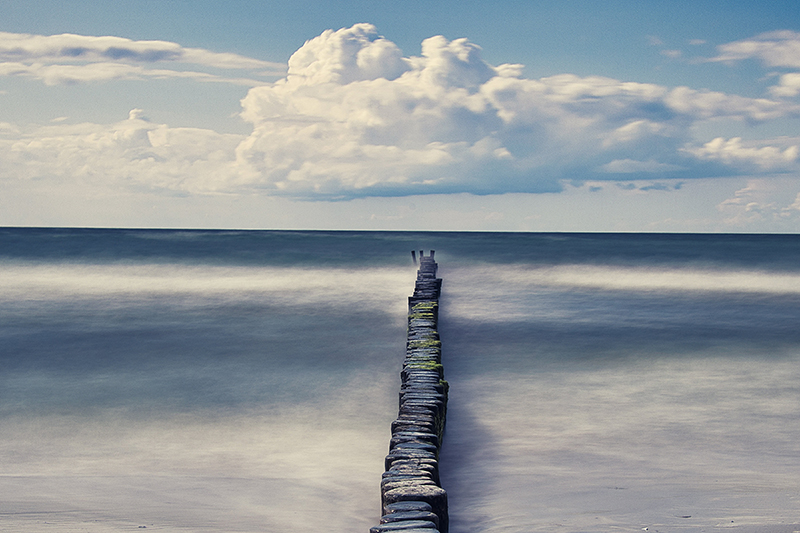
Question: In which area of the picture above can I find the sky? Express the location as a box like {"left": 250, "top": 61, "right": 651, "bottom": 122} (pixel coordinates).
{"left": 2, "top": 0, "right": 800, "bottom": 232}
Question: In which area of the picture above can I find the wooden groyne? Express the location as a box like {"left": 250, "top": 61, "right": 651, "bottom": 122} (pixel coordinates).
{"left": 370, "top": 251, "right": 448, "bottom": 533}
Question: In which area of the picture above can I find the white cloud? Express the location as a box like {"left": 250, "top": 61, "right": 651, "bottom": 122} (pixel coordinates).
{"left": 710, "top": 31, "right": 800, "bottom": 101}
{"left": 770, "top": 72, "right": 800, "bottom": 98}
{"left": 788, "top": 192, "right": 800, "bottom": 212}
{"left": 0, "top": 31, "right": 286, "bottom": 85}
{"left": 234, "top": 24, "right": 536, "bottom": 198}
{"left": 0, "top": 60, "right": 267, "bottom": 85}
{"left": 664, "top": 86, "right": 798, "bottom": 121}
{"left": 285, "top": 24, "right": 411, "bottom": 84}
{"left": 711, "top": 30, "right": 800, "bottom": 68}
{"left": 685, "top": 137, "right": 799, "bottom": 171}
{"left": 2, "top": 24, "right": 800, "bottom": 201}
{"left": 0, "top": 120, "right": 19, "bottom": 131}
{"left": 717, "top": 178, "right": 800, "bottom": 227}
{"left": 1, "top": 110, "right": 243, "bottom": 192}
{"left": 599, "top": 159, "right": 685, "bottom": 173}
{"left": 231, "top": 25, "right": 800, "bottom": 198}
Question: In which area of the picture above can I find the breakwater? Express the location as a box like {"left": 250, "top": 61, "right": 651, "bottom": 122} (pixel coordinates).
{"left": 370, "top": 251, "right": 449, "bottom": 533}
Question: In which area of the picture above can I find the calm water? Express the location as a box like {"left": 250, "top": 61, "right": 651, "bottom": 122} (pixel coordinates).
{"left": 1, "top": 229, "right": 799, "bottom": 532}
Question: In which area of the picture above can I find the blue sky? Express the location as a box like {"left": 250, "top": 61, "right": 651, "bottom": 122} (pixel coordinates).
{"left": 2, "top": 1, "right": 800, "bottom": 231}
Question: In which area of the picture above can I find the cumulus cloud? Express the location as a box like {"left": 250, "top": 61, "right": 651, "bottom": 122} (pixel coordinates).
{"left": 2, "top": 24, "right": 800, "bottom": 200}
{"left": 231, "top": 24, "right": 800, "bottom": 198}
{"left": 0, "top": 31, "right": 285, "bottom": 85}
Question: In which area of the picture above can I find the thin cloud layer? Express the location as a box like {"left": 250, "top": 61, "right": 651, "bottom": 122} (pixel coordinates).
{"left": 0, "top": 31, "right": 286, "bottom": 85}
{"left": 1, "top": 24, "right": 799, "bottom": 200}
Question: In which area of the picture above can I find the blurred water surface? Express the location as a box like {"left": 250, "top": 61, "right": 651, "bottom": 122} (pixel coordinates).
{"left": 1, "top": 229, "right": 799, "bottom": 532}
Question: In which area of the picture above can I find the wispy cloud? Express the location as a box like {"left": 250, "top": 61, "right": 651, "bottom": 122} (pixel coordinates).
{"left": 599, "top": 159, "right": 686, "bottom": 174}
{"left": 710, "top": 30, "right": 800, "bottom": 68}
{"left": 717, "top": 177, "right": 800, "bottom": 227}
{"left": 706, "top": 31, "right": 800, "bottom": 102}
{"left": 0, "top": 31, "right": 286, "bottom": 85}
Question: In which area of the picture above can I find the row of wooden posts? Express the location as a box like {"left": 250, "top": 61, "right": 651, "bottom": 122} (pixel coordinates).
{"left": 370, "top": 251, "right": 449, "bottom": 533}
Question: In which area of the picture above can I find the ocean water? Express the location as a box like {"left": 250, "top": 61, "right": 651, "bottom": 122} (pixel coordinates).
{"left": 1, "top": 229, "right": 799, "bottom": 533}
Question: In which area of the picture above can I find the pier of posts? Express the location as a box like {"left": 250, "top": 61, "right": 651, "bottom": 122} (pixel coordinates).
{"left": 370, "top": 251, "right": 448, "bottom": 533}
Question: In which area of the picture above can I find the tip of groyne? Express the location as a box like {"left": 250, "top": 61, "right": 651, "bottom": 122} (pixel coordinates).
{"left": 372, "top": 252, "right": 448, "bottom": 533}
{"left": 411, "top": 250, "right": 435, "bottom": 266}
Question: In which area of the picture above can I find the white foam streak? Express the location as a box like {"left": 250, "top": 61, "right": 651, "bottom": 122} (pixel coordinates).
{"left": 0, "top": 262, "right": 412, "bottom": 310}
{"left": 440, "top": 263, "right": 800, "bottom": 323}
{"left": 451, "top": 264, "right": 800, "bottom": 295}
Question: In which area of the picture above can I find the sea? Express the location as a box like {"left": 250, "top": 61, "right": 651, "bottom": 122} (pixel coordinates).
{"left": 1, "top": 228, "right": 799, "bottom": 533}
